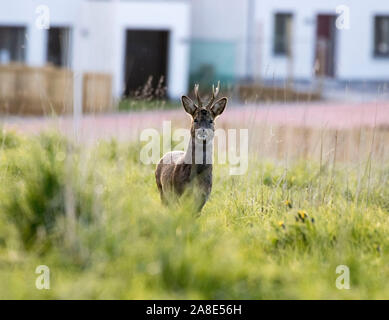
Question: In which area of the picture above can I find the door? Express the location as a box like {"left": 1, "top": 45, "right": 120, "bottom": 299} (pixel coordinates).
{"left": 124, "top": 29, "right": 169, "bottom": 98}
{"left": 47, "top": 27, "right": 71, "bottom": 67}
{"left": 315, "top": 15, "right": 336, "bottom": 77}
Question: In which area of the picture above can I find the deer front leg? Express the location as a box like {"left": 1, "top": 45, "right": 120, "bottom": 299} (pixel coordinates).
{"left": 192, "top": 174, "right": 212, "bottom": 213}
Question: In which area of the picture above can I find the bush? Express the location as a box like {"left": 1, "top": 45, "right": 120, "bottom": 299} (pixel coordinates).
{"left": 0, "top": 133, "right": 94, "bottom": 252}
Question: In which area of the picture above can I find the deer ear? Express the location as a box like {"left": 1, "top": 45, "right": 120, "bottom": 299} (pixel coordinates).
{"left": 211, "top": 97, "right": 227, "bottom": 117}
{"left": 181, "top": 96, "right": 196, "bottom": 116}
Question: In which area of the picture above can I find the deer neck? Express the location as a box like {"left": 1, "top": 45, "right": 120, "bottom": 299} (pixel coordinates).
{"left": 184, "top": 136, "right": 213, "bottom": 177}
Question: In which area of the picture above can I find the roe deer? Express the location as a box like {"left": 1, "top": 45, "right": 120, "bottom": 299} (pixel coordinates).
{"left": 155, "top": 83, "right": 227, "bottom": 212}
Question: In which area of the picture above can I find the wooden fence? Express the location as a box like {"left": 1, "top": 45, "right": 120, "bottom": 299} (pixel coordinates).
{"left": 0, "top": 64, "right": 112, "bottom": 115}
{"left": 238, "top": 84, "right": 322, "bottom": 103}
{"left": 82, "top": 72, "right": 113, "bottom": 113}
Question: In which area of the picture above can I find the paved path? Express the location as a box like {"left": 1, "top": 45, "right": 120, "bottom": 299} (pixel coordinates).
{"left": 2, "top": 101, "right": 389, "bottom": 142}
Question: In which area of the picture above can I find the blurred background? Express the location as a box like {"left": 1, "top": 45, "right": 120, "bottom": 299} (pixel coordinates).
{"left": 0, "top": 0, "right": 388, "bottom": 142}
{"left": 2, "top": 1, "right": 389, "bottom": 300}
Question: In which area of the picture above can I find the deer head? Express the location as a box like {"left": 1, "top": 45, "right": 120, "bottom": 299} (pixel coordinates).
{"left": 181, "top": 82, "right": 228, "bottom": 143}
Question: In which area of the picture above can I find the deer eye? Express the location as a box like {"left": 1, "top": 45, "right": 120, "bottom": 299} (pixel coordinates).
{"left": 194, "top": 119, "right": 198, "bottom": 123}
{"left": 209, "top": 119, "right": 213, "bottom": 124}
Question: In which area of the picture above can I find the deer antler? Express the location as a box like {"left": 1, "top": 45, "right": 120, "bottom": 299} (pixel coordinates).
{"left": 194, "top": 84, "right": 202, "bottom": 107}
{"left": 206, "top": 81, "right": 220, "bottom": 108}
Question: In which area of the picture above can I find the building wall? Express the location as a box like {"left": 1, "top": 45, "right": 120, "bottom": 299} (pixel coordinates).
{"left": 0, "top": 0, "right": 80, "bottom": 66}
{"left": 190, "top": 0, "right": 249, "bottom": 85}
{"left": 0, "top": 0, "right": 190, "bottom": 100}
{"left": 255, "top": 0, "right": 389, "bottom": 81}
{"left": 112, "top": 1, "right": 190, "bottom": 99}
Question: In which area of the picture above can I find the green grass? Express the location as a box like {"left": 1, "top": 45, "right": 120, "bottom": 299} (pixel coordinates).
{"left": 0, "top": 129, "right": 388, "bottom": 299}
{"left": 118, "top": 99, "right": 180, "bottom": 112}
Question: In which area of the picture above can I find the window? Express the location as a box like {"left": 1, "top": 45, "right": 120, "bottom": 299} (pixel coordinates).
{"left": 273, "top": 13, "right": 293, "bottom": 56}
{"left": 47, "top": 27, "right": 71, "bottom": 67}
{"left": 374, "top": 16, "right": 389, "bottom": 57}
{"left": 0, "top": 26, "right": 26, "bottom": 64}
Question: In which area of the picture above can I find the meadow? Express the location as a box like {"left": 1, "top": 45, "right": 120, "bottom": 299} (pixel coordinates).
{"left": 0, "top": 118, "right": 388, "bottom": 299}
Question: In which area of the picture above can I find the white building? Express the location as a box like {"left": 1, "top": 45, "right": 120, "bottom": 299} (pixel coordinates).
{"left": 1, "top": 0, "right": 389, "bottom": 107}
{"left": 256, "top": 0, "right": 389, "bottom": 82}
{"left": 190, "top": 0, "right": 389, "bottom": 84}
{"left": 189, "top": 0, "right": 251, "bottom": 86}
{"left": 0, "top": 0, "right": 190, "bottom": 100}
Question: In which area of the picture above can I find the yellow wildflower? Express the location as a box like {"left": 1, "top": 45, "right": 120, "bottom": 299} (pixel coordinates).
{"left": 284, "top": 200, "right": 292, "bottom": 208}
{"left": 278, "top": 220, "right": 285, "bottom": 229}
{"left": 297, "top": 210, "right": 307, "bottom": 222}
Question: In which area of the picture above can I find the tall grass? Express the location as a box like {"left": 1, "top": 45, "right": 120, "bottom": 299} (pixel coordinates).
{"left": 0, "top": 129, "right": 388, "bottom": 299}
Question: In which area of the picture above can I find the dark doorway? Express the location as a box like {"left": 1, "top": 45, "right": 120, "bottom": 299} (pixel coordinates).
{"left": 47, "top": 27, "right": 71, "bottom": 67}
{"left": 314, "top": 15, "right": 337, "bottom": 77}
{"left": 123, "top": 29, "right": 169, "bottom": 98}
